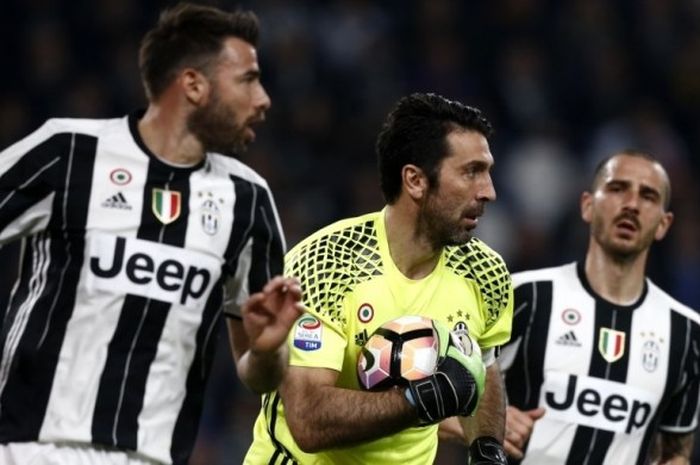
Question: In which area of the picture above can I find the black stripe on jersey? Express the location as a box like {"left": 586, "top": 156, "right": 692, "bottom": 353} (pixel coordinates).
{"left": 248, "top": 187, "right": 284, "bottom": 292}
{"left": 170, "top": 277, "right": 224, "bottom": 465}
{"left": 671, "top": 316, "right": 700, "bottom": 427}
{"left": 91, "top": 295, "right": 170, "bottom": 449}
{"left": 222, "top": 176, "right": 284, "bottom": 319}
{"left": 0, "top": 134, "right": 69, "bottom": 234}
{"left": 506, "top": 281, "right": 553, "bottom": 410}
{"left": 566, "top": 297, "right": 635, "bottom": 465}
{"left": 92, "top": 162, "right": 193, "bottom": 451}
{"left": 636, "top": 311, "right": 698, "bottom": 465}
{"left": 223, "top": 174, "right": 257, "bottom": 278}
{"left": 224, "top": 176, "right": 283, "bottom": 290}
{"left": 266, "top": 393, "right": 298, "bottom": 465}
{"left": 222, "top": 174, "right": 257, "bottom": 319}
{"left": 0, "top": 133, "right": 97, "bottom": 441}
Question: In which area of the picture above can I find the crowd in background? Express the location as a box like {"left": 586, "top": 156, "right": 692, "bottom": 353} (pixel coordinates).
{"left": 1, "top": 1, "right": 699, "bottom": 463}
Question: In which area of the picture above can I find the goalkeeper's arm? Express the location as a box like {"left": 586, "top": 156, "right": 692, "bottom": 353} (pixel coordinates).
{"left": 462, "top": 362, "right": 508, "bottom": 464}
{"left": 280, "top": 323, "right": 486, "bottom": 452}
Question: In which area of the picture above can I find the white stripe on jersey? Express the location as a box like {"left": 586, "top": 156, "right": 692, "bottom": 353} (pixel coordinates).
{"left": 39, "top": 117, "right": 154, "bottom": 446}
{"left": 224, "top": 237, "right": 253, "bottom": 316}
{"left": 0, "top": 235, "right": 51, "bottom": 403}
{"left": 0, "top": 194, "right": 54, "bottom": 246}
{"left": 137, "top": 163, "right": 235, "bottom": 457}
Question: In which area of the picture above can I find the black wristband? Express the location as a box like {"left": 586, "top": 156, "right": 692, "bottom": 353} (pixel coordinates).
{"left": 469, "top": 436, "right": 507, "bottom": 465}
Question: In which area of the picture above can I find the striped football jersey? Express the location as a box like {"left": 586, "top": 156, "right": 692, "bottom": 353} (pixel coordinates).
{"left": 501, "top": 262, "right": 700, "bottom": 465}
{"left": 0, "top": 112, "right": 285, "bottom": 464}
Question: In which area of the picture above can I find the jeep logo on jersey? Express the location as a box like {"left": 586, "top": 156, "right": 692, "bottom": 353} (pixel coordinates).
{"left": 152, "top": 188, "right": 181, "bottom": 224}
{"left": 87, "top": 234, "right": 221, "bottom": 308}
{"left": 543, "top": 372, "right": 656, "bottom": 434}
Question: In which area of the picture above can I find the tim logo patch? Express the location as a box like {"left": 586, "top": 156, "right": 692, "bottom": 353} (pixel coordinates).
{"left": 294, "top": 315, "right": 323, "bottom": 351}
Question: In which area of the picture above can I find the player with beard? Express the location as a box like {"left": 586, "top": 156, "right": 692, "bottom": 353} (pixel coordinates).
{"left": 0, "top": 3, "right": 303, "bottom": 465}
{"left": 243, "top": 93, "right": 513, "bottom": 465}
{"left": 497, "top": 151, "right": 699, "bottom": 464}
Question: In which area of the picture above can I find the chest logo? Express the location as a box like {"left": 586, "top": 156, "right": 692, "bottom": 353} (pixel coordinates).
{"left": 152, "top": 189, "right": 182, "bottom": 225}
{"left": 102, "top": 192, "right": 132, "bottom": 210}
{"left": 110, "top": 168, "right": 132, "bottom": 185}
{"left": 561, "top": 308, "right": 581, "bottom": 325}
{"left": 555, "top": 330, "right": 581, "bottom": 347}
{"left": 599, "top": 327, "right": 626, "bottom": 363}
{"left": 357, "top": 303, "right": 374, "bottom": 323}
{"left": 640, "top": 332, "right": 664, "bottom": 373}
{"left": 200, "top": 199, "right": 220, "bottom": 235}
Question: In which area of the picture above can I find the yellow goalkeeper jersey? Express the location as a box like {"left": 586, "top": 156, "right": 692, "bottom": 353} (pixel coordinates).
{"left": 244, "top": 209, "right": 513, "bottom": 465}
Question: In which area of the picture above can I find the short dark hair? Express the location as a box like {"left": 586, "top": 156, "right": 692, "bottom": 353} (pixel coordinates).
{"left": 139, "top": 2, "right": 260, "bottom": 100}
{"left": 376, "top": 93, "right": 493, "bottom": 204}
{"left": 591, "top": 149, "right": 672, "bottom": 210}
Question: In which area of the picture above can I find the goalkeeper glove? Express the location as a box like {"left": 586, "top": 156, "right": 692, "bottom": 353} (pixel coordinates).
{"left": 405, "top": 320, "right": 485, "bottom": 424}
{"left": 469, "top": 436, "right": 507, "bottom": 465}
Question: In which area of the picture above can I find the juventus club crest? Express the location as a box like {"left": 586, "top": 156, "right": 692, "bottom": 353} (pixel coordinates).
{"left": 152, "top": 188, "right": 181, "bottom": 224}
{"left": 599, "top": 327, "right": 626, "bottom": 363}
{"left": 200, "top": 199, "right": 220, "bottom": 235}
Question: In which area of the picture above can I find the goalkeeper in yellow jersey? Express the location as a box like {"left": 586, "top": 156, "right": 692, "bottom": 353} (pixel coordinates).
{"left": 244, "top": 93, "right": 513, "bottom": 465}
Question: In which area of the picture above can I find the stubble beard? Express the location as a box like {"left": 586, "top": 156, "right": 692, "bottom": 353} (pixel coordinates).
{"left": 420, "top": 195, "right": 473, "bottom": 249}
{"left": 592, "top": 217, "right": 656, "bottom": 263}
{"left": 187, "top": 92, "right": 247, "bottom": 156}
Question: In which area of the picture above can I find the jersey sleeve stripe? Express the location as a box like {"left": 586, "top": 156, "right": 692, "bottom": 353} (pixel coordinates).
{"left": 0, "top": 133, "right": 74, "bottom": 243}
{"left": 506, "top": 281, "right": 553, "bottom": 410}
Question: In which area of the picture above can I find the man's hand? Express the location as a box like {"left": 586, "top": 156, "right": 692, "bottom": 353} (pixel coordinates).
{"left": 504, "top": 405, "right": 545, "bottom": 459}
{"left": 406, "top": 323, "right": 486, "bottom": 424}
{"left": 242, "top": 275, "right": 304, "bottom": 354}
{"left": 652, "top": 431, "right": 694, "bottom": 465}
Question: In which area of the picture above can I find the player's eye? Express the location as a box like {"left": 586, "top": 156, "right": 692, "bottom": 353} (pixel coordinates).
{"left": 642, "top": 191, "right": 660, "bottom": 202}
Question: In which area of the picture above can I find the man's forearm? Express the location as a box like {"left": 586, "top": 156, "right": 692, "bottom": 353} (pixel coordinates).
{"left": 237, "top": 345, "right": 287, "bottom": 394}
{"left": 460, "top": 363, "right": 506, "bottom": 443}
{"left": 281, "top": 381, "right": 418, "bottom": 452}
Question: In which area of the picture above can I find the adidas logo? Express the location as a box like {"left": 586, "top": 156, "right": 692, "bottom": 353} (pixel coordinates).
{"left": 555, "top": 330, "right": 582, "bottom": 347}
{"left": 102, "top": 192, "right": 132, "bottom": 210}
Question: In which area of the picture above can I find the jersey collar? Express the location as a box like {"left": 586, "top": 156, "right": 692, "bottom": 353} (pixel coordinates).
{"left": 128, "top": 110, "right": 207, "bottom": 173}
{"left": 576, "top": 261, "right": 648, "bottom": 311}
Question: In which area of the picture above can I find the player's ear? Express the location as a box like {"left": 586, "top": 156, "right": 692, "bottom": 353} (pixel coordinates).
{"left": 580, "top": 191, "right": 593, "bottom": 223}
{"left": 181, "top": 68, "right": 210, "bottom": 106}
{"left": 403, "top": 164, "right": 428, "bottom": 201}
{"left": 654, "top": 210, "right": 674, "bottom": 241}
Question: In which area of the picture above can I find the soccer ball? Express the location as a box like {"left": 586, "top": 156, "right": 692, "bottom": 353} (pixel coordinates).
{"left": 357, "top": 315, "right": 440, "bottom": 391}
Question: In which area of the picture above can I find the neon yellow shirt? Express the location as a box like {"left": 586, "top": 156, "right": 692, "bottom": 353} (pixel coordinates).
{"left": 245, "top": 210, "right": 513, "bottom": 465}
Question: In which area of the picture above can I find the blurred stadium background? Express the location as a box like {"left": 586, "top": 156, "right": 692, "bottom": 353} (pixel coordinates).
{"left": 1, "top": 0, "right": 699, "bottom": 463}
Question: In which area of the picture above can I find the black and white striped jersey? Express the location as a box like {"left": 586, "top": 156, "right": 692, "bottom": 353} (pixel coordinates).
{"left": 0, "top": 113, "right": 285, "bottom": 464}
{"left": 501, "top": 262, "right": 700, "bottom": 465}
